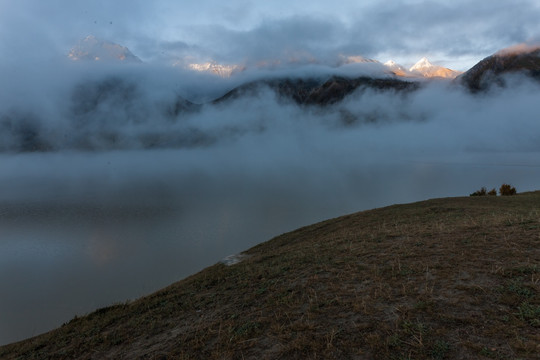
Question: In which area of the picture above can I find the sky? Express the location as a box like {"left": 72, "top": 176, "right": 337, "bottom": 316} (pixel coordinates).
{"left": 1, "top": 0, "right": 540, "bottom": 70}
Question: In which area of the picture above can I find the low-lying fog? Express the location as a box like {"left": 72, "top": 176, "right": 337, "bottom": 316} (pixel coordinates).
{"left": 1, "top": 63, "right": 540, "bottom": 345}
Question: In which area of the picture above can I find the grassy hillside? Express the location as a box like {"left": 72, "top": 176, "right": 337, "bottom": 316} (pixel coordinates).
{"left": 1, "top": 192, "right": 539, "bottom": 359}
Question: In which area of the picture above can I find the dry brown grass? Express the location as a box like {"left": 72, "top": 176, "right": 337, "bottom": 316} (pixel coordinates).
{"left": 1, "top": 192, "right": 539, "bottom": 359}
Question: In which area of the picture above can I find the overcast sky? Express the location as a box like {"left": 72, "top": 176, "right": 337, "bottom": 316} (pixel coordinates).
{"left": 1, "top": 0, "right": 540, "bottom": 70}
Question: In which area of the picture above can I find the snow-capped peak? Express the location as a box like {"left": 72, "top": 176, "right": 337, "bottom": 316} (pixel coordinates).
{"left": 409, "top": 57, "right": 433, "bottom": 72}
{"left": 408, "top": 57, "right": 461, "bottom": 79}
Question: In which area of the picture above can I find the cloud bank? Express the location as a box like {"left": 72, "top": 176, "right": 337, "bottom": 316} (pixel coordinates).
{"left": 1, "top": 56, "right": 540, "bottom": 154}
{"left": 2, "top": 0, "right": 540, "bottom": 68}
{"left": 2, "top": 66, "right": 540, "bottom": 348}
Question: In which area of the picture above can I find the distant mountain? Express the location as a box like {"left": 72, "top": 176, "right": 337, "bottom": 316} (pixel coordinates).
{"left": 338, "top": 55, "right": 380, "bottom": 66}
{"left": 68, "top": 36, "right": 142, "bottom": 63}
{"left": 176, "top": 54, "right": 463, "bottom": 80}
{"left": 409, "top": 57, "right": 461, "bottom": 78}
{"left": 384, "top": 60, "right": 409, "bottom": 77}
{"left": 179, "top": 55, "right": 381, "bottom": 78}
{"left": 458, "top": 44, "right": 540, "bottom": 92}
{"left": 213, "top": 76, "right": 420, "bottom": 106}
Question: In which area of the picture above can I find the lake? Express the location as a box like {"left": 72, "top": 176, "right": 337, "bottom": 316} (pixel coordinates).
{"left": 1, "top": 145, "right": 539, "bottom": 345}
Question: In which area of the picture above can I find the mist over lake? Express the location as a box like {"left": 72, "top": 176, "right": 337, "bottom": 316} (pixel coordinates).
{"left": 1, "top": 70, "right": 540, "bottom": 345}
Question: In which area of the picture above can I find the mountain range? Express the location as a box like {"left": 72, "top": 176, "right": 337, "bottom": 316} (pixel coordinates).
{"left": 68, "top": 36, "right": 460, "bottom": 79}
{"left": 205, "top": 45, "right": 540, "bottom": 106}
{"left": 408, "top": 57, "right": 461, "bottom": 78}
{"left": 68, "top": 36, "right": 540, "bottom": 94}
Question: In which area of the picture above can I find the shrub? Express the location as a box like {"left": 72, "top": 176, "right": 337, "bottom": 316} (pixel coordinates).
{"left": 499, "top": 184, "right": 517, "bottom": 196}
{"left": 487, "top": 188, "right": 497, "bottom": 196}
{"left": 470, "top": 187, "right": 487, "bottom": 196}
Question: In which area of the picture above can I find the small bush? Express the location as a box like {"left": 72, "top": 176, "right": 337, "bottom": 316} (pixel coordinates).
{"left": 470, "top": 187, "right": 487, "bottom": 196}
{"left": 487, "top": 188, "right": 497, "bottom": 196}
{"left": 499, "top": 184, "right": 517, "bottom": 196}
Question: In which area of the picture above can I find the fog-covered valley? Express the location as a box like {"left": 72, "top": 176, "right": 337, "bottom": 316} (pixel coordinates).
{"left": 1, "top": 52, "right": 540, "bottom": 345}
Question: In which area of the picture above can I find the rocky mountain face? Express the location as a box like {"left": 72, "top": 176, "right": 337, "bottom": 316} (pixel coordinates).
{"left": 458, "top": 44, "right": 540, "bottom": 91}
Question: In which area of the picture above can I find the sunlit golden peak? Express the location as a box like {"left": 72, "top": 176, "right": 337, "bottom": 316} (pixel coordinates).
{"left": 409, "top": 57, "right": 461, "bottom": 79}
{"left": 176, "top": 60, "right": 245, "bottom": 77}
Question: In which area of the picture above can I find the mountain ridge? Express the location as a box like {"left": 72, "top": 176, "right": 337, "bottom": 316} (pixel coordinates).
{"left": 66, "top": 36, "right": 464, "bottom": 79}
{"left": 458, "top": 43, "right": 540, "bottom": 91}
{"left": 212, "top": 75, "right": 420, "bottom": 106}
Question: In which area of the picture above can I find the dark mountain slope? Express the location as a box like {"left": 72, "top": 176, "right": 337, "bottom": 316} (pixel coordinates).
{"left": 214, "top": 76, "right": 420, "bottom": 106}
{"left": 458, "top": 45, "right": 540, "bottom": 92}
